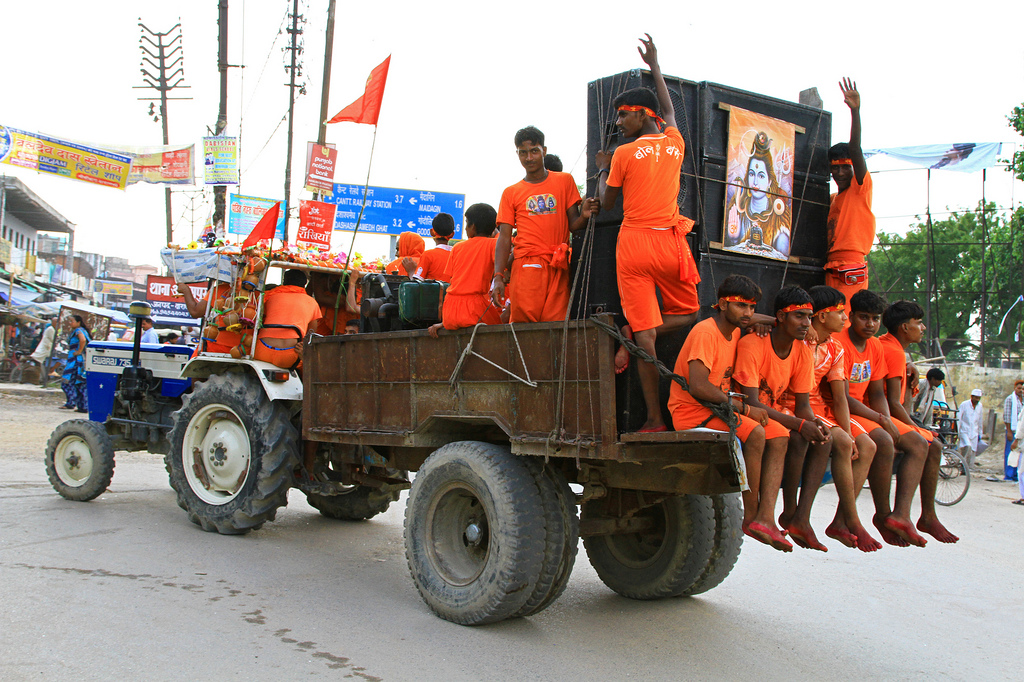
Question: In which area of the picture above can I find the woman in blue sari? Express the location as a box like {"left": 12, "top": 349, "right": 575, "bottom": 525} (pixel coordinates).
{"left": 59, "top": 315, "right": 90, "bottom": 413}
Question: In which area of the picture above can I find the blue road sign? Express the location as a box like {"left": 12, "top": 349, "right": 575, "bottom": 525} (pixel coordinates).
{"left": 325, "top": 183, "right": 465, "bottom": 239}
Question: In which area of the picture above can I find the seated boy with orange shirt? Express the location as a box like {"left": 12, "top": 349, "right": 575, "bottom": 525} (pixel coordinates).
{"left": 826, "top": 78, "right": 875, "bottom": 303}
{"left": 776, "top": 285, "right": 881, "bottom": 553}
{"left": 309, "top": 271, "right": 360, "bottom": 336}
{"left": 595, "top": 35, "right": 700, "bottom": 433}
{"left": 837, "top": 289, "right": 925, "bottom": 547}
{"left": 878, "top": 300, "right": 958, "bottom": 544}
{"left": 413, "top": 213, "right": 455, "bottom": 283}
{"left": 428, "top": 203, "right": 502, "bottom": 336}
{"left": 733, "top": 286, "right": 829, "bottom": 552}
{"left": 180, "top": 279, "right": 241, "bottom": 354}
{"left": 253, "top": 268, "right": 322, "bottom": 370}
{"left": 668, "top": 275, "right": 784, "bottom": 551}
{"left": 492, "top": 126, "right": 597, "bottom": 323}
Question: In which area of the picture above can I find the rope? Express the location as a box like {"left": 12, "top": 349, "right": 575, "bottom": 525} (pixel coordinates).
{"left": 780, "top": 107, "right": 826, "bottom": 287}
{"left": 449, "top": 323, "right": 536, "bottom": 388}
{"left": 588, "top": 315, "right": 739, "bottom": 434}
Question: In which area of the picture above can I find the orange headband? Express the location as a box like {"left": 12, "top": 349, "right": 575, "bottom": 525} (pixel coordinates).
{"left": 618, "top": 105, "right": 665, "bottom": 127}
{"left": 817, "top": 303, "right": 845, "bottom": 314}
{"left": 721, "top": 295, "right": 757, "bottom": 305}
{"left": 779, "top": 303, "right": 813, "bottom": 314}
{"left": 830, "top": 158, "right": 853, "bottom": 166}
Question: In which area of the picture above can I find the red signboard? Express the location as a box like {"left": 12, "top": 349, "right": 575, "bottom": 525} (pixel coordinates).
{"left": 305, "top": 143, "right": 338, "bottom": 193}
{"left": 146, "top": 275, "right": 206, "bottom": 322}
{"left": 297, "top": 200, "right": 337, "bottom": 249}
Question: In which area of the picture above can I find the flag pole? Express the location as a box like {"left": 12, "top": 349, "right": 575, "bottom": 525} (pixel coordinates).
{"left": 335, "top": 125, "right": 378, "bottom": 332}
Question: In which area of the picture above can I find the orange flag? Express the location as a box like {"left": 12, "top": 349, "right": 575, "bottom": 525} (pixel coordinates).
{"left": 326, "top": 56, "right": 391, "bottom": 126}
{"left": 242, "top": 201, "right": 281, "bottom": 248}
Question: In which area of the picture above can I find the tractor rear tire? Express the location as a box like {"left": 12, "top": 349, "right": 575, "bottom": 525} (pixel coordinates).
{"left": 684, "top": 493, "right": 743, "bottom": 596}
{"left": 166, "top": 371, "right": 299, "bottom": 535}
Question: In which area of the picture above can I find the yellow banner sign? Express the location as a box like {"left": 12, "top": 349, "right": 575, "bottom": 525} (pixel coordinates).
{"left": 93, "top": 279, "right": 134, "bottom": 296}
{"left": 0, "top": 125, "right": 132, "bottom": 190}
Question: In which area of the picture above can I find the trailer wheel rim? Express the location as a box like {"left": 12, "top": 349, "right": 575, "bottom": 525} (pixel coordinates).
{"left": 604, "top": 503, "right": 670, "bottom": 569}
{"left": 53, "top": 434, "right": 94, "bottom": 488}
{"left": 182, "top": 404, "right": 251, "bottom": 506}
{"left": 425, "top": 482, "right": 491, "bottom": 586}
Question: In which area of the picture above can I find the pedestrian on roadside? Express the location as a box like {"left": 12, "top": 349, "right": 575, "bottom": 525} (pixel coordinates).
{"left": 59, "top": 315, "right": 90, "bottom": 413}
{"left": 29, "top": 316, "right": 58, "bottom": 373}
{"left": 1010, "top": 415, "right": 1024, "bottom": 505}
{"left": 1002, "top": 381, "right": 1023, "bottom": 482}
{"left": 958, "top": 389, "right": 984, "bottom": 470}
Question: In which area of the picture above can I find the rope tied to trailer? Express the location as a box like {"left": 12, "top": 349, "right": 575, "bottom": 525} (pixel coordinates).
{"left": 448, "top": 322, "right": 537, "bottom": 389}
{"left": 587, "top": 315, "right": 740, "bottom": 434}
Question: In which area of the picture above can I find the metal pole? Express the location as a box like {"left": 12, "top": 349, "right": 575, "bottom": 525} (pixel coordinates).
{"left": 924, "top": 169, "right": 933, "bottom": 341}
{"left": 1, "top": 180, "right": 11, "bottom": 307}
{"left": 282, "top": 0, "right": 300, "bottom": 244}
{"left": 212, "top": 0, "right": 229, "bottom": 236}
{"left": 980, "top": 169, "right": 988, "bottom": 367}
{"left": 312, "top": 0, "right": 336, "bottom": 204}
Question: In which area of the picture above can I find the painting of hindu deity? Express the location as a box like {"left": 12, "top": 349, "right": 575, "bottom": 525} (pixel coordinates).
{"left": 722, "top": 107, "right": 796, "bottom": 262}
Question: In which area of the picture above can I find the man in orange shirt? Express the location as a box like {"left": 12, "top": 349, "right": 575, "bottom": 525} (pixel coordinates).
{"left": 669, "top": 275, "right": 776, "bottom": 544}
{"left": 309, "top": 271, "right": 360, "bottom": 336}
{"left": 879, "top": 300, "right": 958, "bottom": 544}
{"left": 428, "top": 203, "right": 502, "bottom": 335}
{"left": 734, "top": 286, "right": 829, "bottom": 552}
{"left": 254, "top": 269, "right": 322, "bottom": 370}
{"left": 492, "top": 126, "right": 597, "bottom": 323}
{"left": 837, "top": 290, "right": 926, "bottom": 547}
{"left": 826, "top": 78, "right": 875, "bottom": 303}
{"left": 594, "top": 34, "right": 701, "bottom": 433}
{"left": 413, "top": 213, "right": 455, "bottom": 282}
{"left": 386, "top": 231, "right": 425, "bottom": 276}
{"left": 776, "top": 286, "right": 881, "bottom": 552}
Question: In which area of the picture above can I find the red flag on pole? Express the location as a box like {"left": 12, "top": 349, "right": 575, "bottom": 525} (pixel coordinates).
{"left": 326, "top": 56, "right": 391, "bottom": 126}
{"left": 241, "top": 201, "right": 281, "bottom": 248}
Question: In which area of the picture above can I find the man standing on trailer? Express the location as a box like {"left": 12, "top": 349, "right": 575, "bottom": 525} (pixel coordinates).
{"left": 492, "top": 127, "right": 597, "bottom": 323}
{"left": 595, "top": 34, "right": 701, "bottom": 433}
{"left": 826, "top": 78, "right": 875, "bottom": 305}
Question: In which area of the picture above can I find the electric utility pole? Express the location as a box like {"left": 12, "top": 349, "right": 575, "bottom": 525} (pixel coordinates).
{"left": 136, "top": 20, "right": 191, "bottom": 245}
{"left": 212, "top": 0, "right": 230, "bottom": 237}
{"left": 282, "top": 0, "right": 305, "bottom": 243}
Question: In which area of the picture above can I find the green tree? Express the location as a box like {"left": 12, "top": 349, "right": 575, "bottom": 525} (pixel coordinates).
{"left": 868, "top": 204, "right": 1024, "bottom": 363}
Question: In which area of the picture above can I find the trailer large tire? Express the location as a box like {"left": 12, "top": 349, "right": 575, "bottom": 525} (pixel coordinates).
{"left": 45, "top": 419, "right": 116, "bottom": 502}
{"left": 166, "top": 371, "right": 299, "bottom": 535}
{"left": 683, "top": 493, "right": 743, "bottom": 596}
{"left": 306, "top": 486, "right": 398, "bottom": 521}
{"left": 404, "top": 441, "right": 546, "bottom": 625}
{"left": 583, "top": 493, "right": 715, "bottom": 600}
{"left": 514, "top": 461, "right": 579, "bottom": 617}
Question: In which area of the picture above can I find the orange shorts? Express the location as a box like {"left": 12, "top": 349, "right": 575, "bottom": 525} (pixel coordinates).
{"left": 253, "top": 339, "right": 301, "bottom": 370}
{"left": 851, "top": 415, "right": 880, "bottom": 436}
{"left": 616, "top": 228, "right": 699, "bottom": 332}
{"left": 509, "top": 257, "right": 569, "bottom": 323}
{"left": 443, "top": 293, "right": 502, "bottom": 330}
{"left": 890, "top": 418, "right": 934, "bottom": 444}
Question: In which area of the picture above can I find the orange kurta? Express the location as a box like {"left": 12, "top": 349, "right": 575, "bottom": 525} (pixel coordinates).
{"left": 254, "top": 285, "right": 322, "bottom": 369}
{"left": 878, "top": 331, "right": 934, "bottom": 442}
{"left": 779, "top": 336, "right": 846, "bottom": 418}
{"left": 667, "top": 317, "right": 759, "bottom": 441}
{"left": 200, "top": 282, "right": 241, "bottom": 353}
{"left": 608, "top": 126, "right": 699, "bottom": 332}
{"left": 441, "top": 237, "right": 501, "bottom": 329}
{"left": 826, "top": 172, "right": 875, "bottom": 301}
{"left": 497, "top": 171, "right": 581, "bottom": 323}
{"left": 415, "top": 244, "right": 453, "bottom": 282}
{"left": 733, "top": 333, "right": 814, "bottom": 440}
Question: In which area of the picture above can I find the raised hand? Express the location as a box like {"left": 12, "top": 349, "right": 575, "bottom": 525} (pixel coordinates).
{"left": 839, "top": 77, "right": 860, "bottom": 110}
{"left": 637, "top": 33, "right": 658, "bottom": 68}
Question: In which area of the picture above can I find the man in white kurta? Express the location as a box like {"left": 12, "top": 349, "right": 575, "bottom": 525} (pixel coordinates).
{"left": 958, "top": 389, "right": 984, "bottom": 470}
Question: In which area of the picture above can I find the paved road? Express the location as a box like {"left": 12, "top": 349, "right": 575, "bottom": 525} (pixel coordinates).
{"left": 1, "top": 390, "right": 1019, "bottom": 681}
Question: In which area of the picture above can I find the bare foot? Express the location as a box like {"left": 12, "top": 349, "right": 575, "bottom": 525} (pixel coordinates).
{"left": 917, "top": 517, "right": 959, "bottom": 544}
{"left": 873, "top": 513, "right": 909, "bottom": 548}
{"left": 882, "top": 514, "right": 927, "bottom": 547}
{"left": 849, "top": 523, "right": 882, "bottom": 553}
{"left": 746, "top": 521, "right": 793, "bottom": 552}
{"left": 783, "top": 521, "right": 828, "bottom": 552}
{"left": 637, "top": 422, "right": 667, "bottom": 433}
{"left": 614, "top": 325, "right": 633, "bottom": 374}
{"left": 825, "top": 520, "right": 859, "bottom": 549}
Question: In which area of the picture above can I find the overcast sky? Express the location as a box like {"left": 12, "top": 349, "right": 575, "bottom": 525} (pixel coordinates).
{"left": 3, "top": 0, "right": 1023, "bottom": 268}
